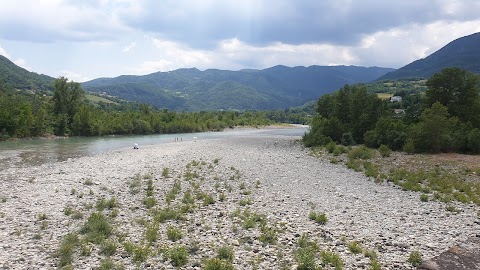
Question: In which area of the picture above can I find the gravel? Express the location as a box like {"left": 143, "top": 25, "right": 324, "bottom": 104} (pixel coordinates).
{"left": 0, "top": 134, "right": 479, "bottom": 269}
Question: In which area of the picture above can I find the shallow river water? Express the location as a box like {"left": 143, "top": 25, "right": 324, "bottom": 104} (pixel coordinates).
{"left": 0, "top": 126, "right": 307, "bottom": 170}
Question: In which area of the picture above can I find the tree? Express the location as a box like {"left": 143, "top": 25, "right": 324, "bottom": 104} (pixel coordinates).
{"left": 410, "top": 102, "right": 458, "bottom": 153}
{"left": 52, "top": 77, "right": 84, "bottom": 132}
{"left": 425, "top": 67, "right": 480, "bottom": 126}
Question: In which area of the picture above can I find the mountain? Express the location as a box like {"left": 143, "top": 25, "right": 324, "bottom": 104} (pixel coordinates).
{"left": 0, "top": 55, "right": 54, "bottom": 91}
{"left": 378, "top": 32, "right": 480, "bottom": 80}
{"left": 82, "top": 65, "right": 394, "bottom": 111}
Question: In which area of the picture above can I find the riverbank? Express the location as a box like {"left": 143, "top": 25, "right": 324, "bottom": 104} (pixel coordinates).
{"left": 0, "top": 135, "right": 479, "bottom": 269}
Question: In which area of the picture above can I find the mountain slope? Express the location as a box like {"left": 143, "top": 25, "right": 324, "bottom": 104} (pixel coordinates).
{"left": 83, "top": 65, "right": 394, "bottom": 111}
{"left": 378, "top": 32, "right": 480, "bottom": 80}
{"left": 0, "top": 55, "right": 54, "bottom": 91}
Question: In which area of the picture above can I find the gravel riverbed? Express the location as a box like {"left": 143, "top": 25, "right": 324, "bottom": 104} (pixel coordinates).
{"left": 0, "top": 135, "right": 479, "bottom": 269}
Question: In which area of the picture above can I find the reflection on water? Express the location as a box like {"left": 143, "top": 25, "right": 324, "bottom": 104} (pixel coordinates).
{"left": 0, "top": 127, "right": 308, "bottom": 170}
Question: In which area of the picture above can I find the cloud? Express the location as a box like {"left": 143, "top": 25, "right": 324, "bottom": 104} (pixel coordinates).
{"left": 122, "top": 42, "right": 136, "bottom": 52}
{"left": 60, "top": 70, "right": 91, "bottom": 83}
{"left": 0, "top": 45, "right": 10, "bottom": 58}
{"left": 14, "top": 58, "right": 32, "bottom": 71}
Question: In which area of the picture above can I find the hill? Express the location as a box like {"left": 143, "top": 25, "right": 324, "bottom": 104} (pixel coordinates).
{"left": 378, "top": 32, "right": 480, "bottom": 80}
{"left": 82, "top": 65, "right": 395, "bottom": 111}
{"left": 0, "top": 55, "right": 54, "bottom": 91}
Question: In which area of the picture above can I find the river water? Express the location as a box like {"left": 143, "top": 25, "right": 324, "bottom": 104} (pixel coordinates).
{"left": 0, "top": 126, "right": 308, "bottom": 170}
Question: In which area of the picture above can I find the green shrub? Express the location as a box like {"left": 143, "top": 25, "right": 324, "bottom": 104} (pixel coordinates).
{"left": 378, "top": 144, "right": 392, "bottom": 157}
{"left": 325, "top": 141, "right": 337, "bottom": 153}
{"left": 56, "top": 233, "right": 80, "bottom": 267}
{"left": 420, "top": 194, "right": 429, "bottom": 202}
{"left": 143, "top": 197, "right": 156, "bottom": 209}
{"left": 154, "top": 207, "right": 180, "bottom": 223}
{"left": 348, "top": 146, "right": 374, "bottom": 160}
{"left": 203, "top": 194, "right": 215, "bottom": 206}
{"left": 96, "top": 197, "right": 117, "bottom": 211}
{"left": 259, "top": 225, "right": 278, "bottom": 245}
{"left": 80, "top": 212, "right": 112, "bottom": 244}
{"left": 162, "top": 167, "right": 170, "bottom": 178}
{"left": 145, "top": 223, "right": 158, "bottom": 243}
{"left": 408, "top": 250, "right": 422, "bottom": 266}
{"left": 239, "top": 198, "right": 252, "bottom": 206}
{"left": 403, "top": 138, "right": 416, "bottom": 154}
{"left": 348, "top": 241, "right": 363, "bottom": 254}
{"left": 166, "top": 226, "right": 183, "bottom": 242}
{"left": 369, "top": 259, "right": 382, "bottom": 270}
{"left": 309, "top": 211, "right": 328, "bottom": 225}
{"left": 320, "top": 250, "right": 344, "bottom": 270}
{"left": 100, "top": 239, "right": 117, "bottom": 256}
{"left": 341, "top": 132, "right": 355, "bottom": 146}
{"left": 217, "top": 246, "right": 234, "bottom": 262}
{"left": 295, "top": 246, "right": 318, "bottom": 270}
{"left": 97, "top": 258, "right": 124, "bottom": 270}
{"left": 204, "top": 258, "right": 235, "bottom": 270}
{"left": 168, "top": 246, "right": 188, "bottom": 267}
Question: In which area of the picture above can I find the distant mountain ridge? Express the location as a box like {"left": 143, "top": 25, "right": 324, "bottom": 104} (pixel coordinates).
{"left": 82, "top": 65, "right": 395, "bottom": 111}
{"left": 378, "top": 32, "right": 480, "bottom": 80}
{"left": 0, "top": 55, "right": 54, "bottom": 91}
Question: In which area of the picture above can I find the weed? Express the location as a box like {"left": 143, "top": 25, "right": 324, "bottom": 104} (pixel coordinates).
{"left": 204, "top": 258, "right": 235, "bottom": 270}
{"left": 64, "top": 206, "right": 73, "bottom": 216}
{"left": 219, "top": 192, "right": 226, "bottom": 201}
{"left": 71, "top": 188, "right": 76, "bottom": 195}
{"left": 408, "top": 250, "right": 422, "bottom": 267}
{"left": 168, "top": 245, "right": 189, "bottom": 267}
{"left": 203, "top": 194, "right": 215, "bottom": 206}
{"left": 348, "top": 241, "right": 363, "bottom": 254}
{"left": 295, "top": 245, "right": 318, "bottom": 270}
{"left": 379, "top": 144, "right": 392, "bottom": 157}
{"left": 81, "top": 212, "right": 112, "bottom": 244}
{"left": 309, "top": 211, "right": 328, "bottom": 225}
{"left": 96, "top": 197, "right": 118, "bottom": 211}
{"left": 83, "top": 178, "right": 93, "bottom": 186}
{"left": 369, "top": 259, "right": 382, "bottom": 270}
{"left": 325, "top": 141, "right": 337, "bottom": 153}
{"left": 154, "top": 207, "right": 181, "bottom": 223}
{"left": 123, "top": 242, "right": 150, "bottom": 264}
{"left": 162, "top": 167, "right": 170, "bottom": 178}
{"left": 98, "top": 258, "right": 124, "bottom": 270}
{"left": 1, "top": 196, "right": 6, "bottom": 203}
{"left": 40, "top": 220, "right": 48, "bottom": 230}
{"left": 166, "top": 226, "right": 183, "bottom": 242}
{"left": 145, "top": 222, "right": 159, "bottom": 244}
{"left": 420, "top": 194, "right": 429, "bottom": 202}
{"left": 217, "top": 246, "right": 234, "bottom": 262}
{"left": 213, "top": 158, "right": 220, "bottom": 164}
{"left": 348, "top": 146, "right": 374, "bottom": 160}
{"left": 239, "top": 198, "right": 253, "bottom": 206}
{"left": 143, "top": 197, "right": 156, "bottom": 209}
{"left": 38, "top": 213, "right": 48, "bottom": 221}
{"left": 56, "top": 233, "right": 80, "bottom": 267}
{"left": 33, "top": 233, "right": 42, "bottom": 240}
{"left": 71, "top": 211, "right": 84, "bottom": 220}
{"left": 446, "top": 205, "right": 461, "bottom": 213}
{"left": 80, "top": 244, "right": 92, "bottom": 256}
{"left": 320, "top": 250, "right": 344, "bottom": 270}
{"left": 259, "top": 225, "right": 278, "bottom": 245}
{"left": 363, "top": 249, "right": 378, "bottom": 260}
{"left": 100, "top": 239, "right": 117, "bottom": 256}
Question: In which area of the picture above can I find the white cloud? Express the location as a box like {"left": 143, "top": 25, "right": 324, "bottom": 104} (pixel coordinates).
{"left": 0, "top": 45, "right": 9, "bottom": 58}
{"left": 14, "top": 58, "right": 32, "bottom": 71}
{"left": 59, "top": 70, "right": 91, "bottom": 83}
{"left": 122, "top": 42, "right": 136, "bottom": 52}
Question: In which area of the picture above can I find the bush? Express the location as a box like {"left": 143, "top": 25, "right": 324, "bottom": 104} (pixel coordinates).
{"left": 56, "top": 233, "right": 80, "bottom": 267}
{"left": 217, "top": 246, "right": 234, "bottom": 262}
{"left": 168, "top": 246, "right": 188, "bottom": 267}
{"left": 378, "top": 144, "right": 392, "bottom": 157}
{"left": 403, "top": 138, "right": 416, "bottom": 154}
{"left": 348, "top": 241, "right": 363, "bottom": 254}
{"left": 348, "top": 146, "right": 374, "bottom": 160}
{"left": 309, "top": 211, "right": 328, "bottom": 225}
{"left": 204, "top": 258, "right": 235, "bottom": 270}
{"left": 468, "top": 128, "right": 480, "bottom": 154}
{"left": 325, "top": 141, "right": 337, "bottom": 153}
{"left": 420, "top": 194, "right": 429, "bottom": 202}
{"left": 320, "top": 250, "right": 344, "bottom": 269}
{"left": 408, "top": 250, "right": 422, "bottom": 266}
{"left": 341, "top": 132, "right": 355, "bottom": 146}
{"left": 81, "top": 212, "right": 112, "bottom": 244}
{"left": 166, "top": 226, "right": 183, "bottom": 242}
{"left": 295, "top": 246, "right": 318, "bottom": 270}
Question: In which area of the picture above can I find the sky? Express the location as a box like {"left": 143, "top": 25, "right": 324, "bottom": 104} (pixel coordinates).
{"left": 0, "top": 0, "right": 479, "bottom": 82}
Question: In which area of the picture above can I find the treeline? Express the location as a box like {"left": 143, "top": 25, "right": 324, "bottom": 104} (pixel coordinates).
{"left": 304, "top": 67, "right": 480, "bottom": 154}
{"left": 0, "top": 77, "right": 309, "bottom": 140}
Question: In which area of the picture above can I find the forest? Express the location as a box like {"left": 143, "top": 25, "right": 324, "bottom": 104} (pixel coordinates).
{"left": 0, "top": 77, "right": 310, "bottom": 141}
{"left": 303, "top": 67, "right": 480, "bottom": 154}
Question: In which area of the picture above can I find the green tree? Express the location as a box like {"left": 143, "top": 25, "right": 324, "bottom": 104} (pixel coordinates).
{"left": 410, "top": 102, "right": 458, "bottom": 153}
{"left": 52, "top": 77, "right": 84, "bottom": 135}
{"left": 425, "top": 67, "right": 480, "bottom": 126}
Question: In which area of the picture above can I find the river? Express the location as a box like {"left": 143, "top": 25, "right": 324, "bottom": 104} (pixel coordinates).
{"left": 0, "top": 126, "right": 308, "bottom": 170}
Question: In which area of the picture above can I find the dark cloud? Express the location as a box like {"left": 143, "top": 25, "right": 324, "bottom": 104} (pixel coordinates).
{"left": 120, "top": 0, "right": 480, "bottom": 48}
